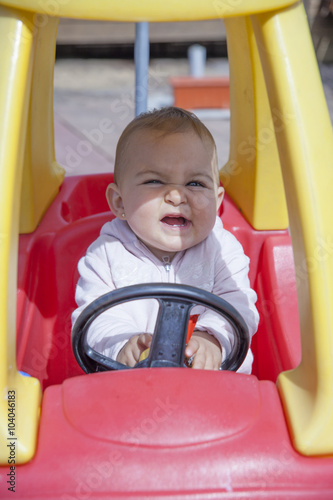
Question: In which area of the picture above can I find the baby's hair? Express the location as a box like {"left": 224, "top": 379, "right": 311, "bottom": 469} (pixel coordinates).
{"left": 113, "top": 106, "right": 218, "bottom": 185}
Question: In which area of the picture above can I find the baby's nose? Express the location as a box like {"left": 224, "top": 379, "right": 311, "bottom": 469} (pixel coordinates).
{"left": 165, "top": 186, "right": 187, "bottom": 205}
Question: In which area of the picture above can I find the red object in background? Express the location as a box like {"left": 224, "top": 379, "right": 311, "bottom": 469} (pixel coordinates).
{"left": 5, "top": 173, "right": 332, "bottom": 500}
{"left": 186, "top": 314, "right": 199, "bottom": 342}
{"left": 170, "top": 76, "right": 230, "bottom": 109}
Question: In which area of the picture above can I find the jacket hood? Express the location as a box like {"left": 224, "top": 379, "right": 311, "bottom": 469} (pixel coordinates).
{"left": 100, "top": 217, "right": 159, "bottom": 262}
{"left": 101, "top": 217, "right": 136, "bottom": 243}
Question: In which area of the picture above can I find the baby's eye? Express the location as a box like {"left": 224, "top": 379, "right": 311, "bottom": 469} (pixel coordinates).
{"left": 144, "top": 179, "right": 163, "bottom": 185}
{"left": 187, "top": 181, "right": 205, "bottom": 187}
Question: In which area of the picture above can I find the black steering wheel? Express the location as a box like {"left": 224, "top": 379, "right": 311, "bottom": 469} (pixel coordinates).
{"left": 72, "top": 283, "right": 249, "bottom": 373}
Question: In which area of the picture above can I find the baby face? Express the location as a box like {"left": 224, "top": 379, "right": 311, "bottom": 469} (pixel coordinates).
{"left": 107, "top": 129, "right": 224, "bottom": 260}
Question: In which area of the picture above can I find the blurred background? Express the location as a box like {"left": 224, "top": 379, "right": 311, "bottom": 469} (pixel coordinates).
{"left": 53, "top": 0, "right": 333, "bottom": 176}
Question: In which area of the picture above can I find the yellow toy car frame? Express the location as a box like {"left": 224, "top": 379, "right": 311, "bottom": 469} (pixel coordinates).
{"left": 0, "top": 1, "right": 333, "bottom": 498}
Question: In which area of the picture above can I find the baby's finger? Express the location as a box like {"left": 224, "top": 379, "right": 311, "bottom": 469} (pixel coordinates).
{"left": 138, "top": 333, "right": 152, "bottom": 349}
{"left": 127, "top": 351, "right": 140, "bottom": 367}
{"left": 190, "top": 350, "right": 206, "bottom": 370}
{"left": 185, "top": 338, "right": 200, "bottom": 358}
{"left": 117, "top": 344, "right": 138, "bottom": 367}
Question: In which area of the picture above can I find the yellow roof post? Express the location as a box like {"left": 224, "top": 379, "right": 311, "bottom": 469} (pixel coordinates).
{"left": 221, "top": 15, "right": 288, "bottom": 230}
{"left": 252, "top": 1, "right": 333, "bottom": 455}
{"left": 0, "top": 5, "right": 41, "bottom": 464}
{"left": 19, "top": 13, "right": 64, "bottom": 234}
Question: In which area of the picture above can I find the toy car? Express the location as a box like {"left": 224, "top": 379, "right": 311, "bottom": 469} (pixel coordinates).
{"left": 1, "top": 1, "right": 333, "bottom": 498}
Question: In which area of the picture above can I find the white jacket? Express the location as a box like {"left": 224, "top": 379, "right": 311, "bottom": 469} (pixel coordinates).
{"left": 72, "top": 216, "right": 259, "bottom": 373}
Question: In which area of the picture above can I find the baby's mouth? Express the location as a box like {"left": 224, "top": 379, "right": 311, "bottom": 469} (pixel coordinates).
{"left": 161, "top": 215, "right": 189, "bottom": 227}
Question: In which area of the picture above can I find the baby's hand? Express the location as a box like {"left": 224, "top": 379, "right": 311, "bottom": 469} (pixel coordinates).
{"left": 185, "top": 330, "right": 222, "bottom": 370}
{"left": 117, "top": 333, "right": 152, "bottom": 367}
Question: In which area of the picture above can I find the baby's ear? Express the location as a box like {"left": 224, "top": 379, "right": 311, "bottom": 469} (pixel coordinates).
{"left": 106, "top": 183, "right": 126, "bottom": 219}
{"left": 216, "top": 185, "right": 225, "bottom": 211}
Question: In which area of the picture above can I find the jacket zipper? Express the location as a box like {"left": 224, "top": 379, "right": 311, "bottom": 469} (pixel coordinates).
{"left": 162, "top": 256, "right": 171, "bottom": 272}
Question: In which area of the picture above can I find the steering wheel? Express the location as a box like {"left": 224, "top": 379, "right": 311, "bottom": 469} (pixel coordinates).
{"left": 72, "top": 283, "right": 249, "bottom": 373}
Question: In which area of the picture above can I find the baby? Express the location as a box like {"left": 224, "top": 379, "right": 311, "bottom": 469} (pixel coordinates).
{"left": 72, "top": 106, "right": 259, "bottom": 371}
